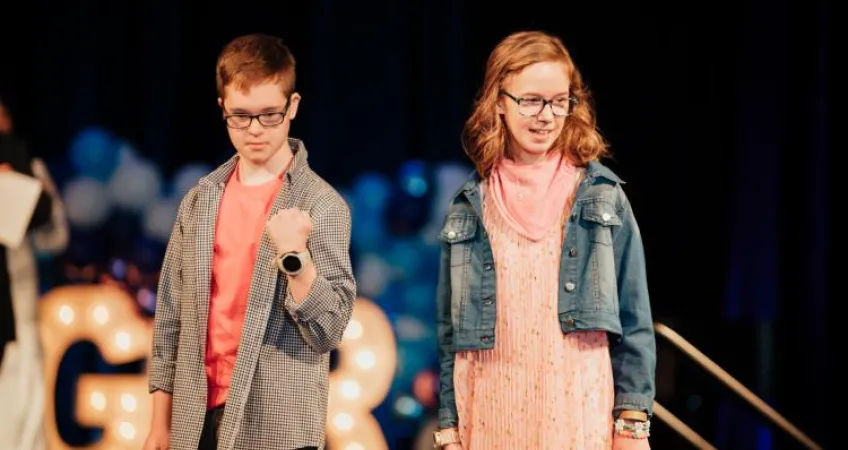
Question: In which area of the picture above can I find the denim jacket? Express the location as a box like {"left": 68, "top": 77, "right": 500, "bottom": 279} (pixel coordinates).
{"left": 435, "top": 160, "right": 656, "bottom": 429}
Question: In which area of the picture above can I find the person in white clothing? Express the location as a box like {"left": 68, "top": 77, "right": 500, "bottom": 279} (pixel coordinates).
{"left": 0, "top": 98, "right": 69, "bottom": 450}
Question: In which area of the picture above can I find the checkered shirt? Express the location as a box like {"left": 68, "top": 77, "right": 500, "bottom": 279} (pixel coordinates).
{"left": 148, "top": 138, "right": 356, "bottom": 450}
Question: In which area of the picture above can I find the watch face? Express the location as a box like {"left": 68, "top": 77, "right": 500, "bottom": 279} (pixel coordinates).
{"left": 282, "top": 254, "right": 303, "bottom": 272}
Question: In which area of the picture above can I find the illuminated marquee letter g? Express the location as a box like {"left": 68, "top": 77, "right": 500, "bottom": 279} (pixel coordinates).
{"left": 40, "top": 285, "right": 153, "bottom": 450}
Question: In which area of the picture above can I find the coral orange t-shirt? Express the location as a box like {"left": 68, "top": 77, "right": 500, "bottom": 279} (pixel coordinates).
{"left": 206, "top": 163, "right": 283, "bottom": 409}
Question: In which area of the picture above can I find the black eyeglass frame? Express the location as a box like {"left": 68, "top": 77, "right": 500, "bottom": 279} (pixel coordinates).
{"left": 500, "top": 90, "right": 578, "bottom": 117}
{"left": 222, "top": 95, "right": 293, "bottom": 129}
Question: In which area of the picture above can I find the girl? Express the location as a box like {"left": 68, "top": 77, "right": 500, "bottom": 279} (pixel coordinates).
{"left": 434, "top": 31, "right": 656, "bottom": 450}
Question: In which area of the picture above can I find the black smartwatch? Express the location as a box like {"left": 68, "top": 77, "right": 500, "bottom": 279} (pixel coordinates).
{"left": 276, "top": 251, "right": 311, "bottom": 276}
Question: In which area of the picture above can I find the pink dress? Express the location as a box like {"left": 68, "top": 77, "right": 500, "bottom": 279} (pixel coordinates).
{"left": 453, "top": 185, "right": 615, "bottom": 450}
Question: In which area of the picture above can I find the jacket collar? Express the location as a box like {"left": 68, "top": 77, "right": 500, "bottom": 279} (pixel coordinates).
{"left": 199, "top": 137, "right": 309, "bottom": 187}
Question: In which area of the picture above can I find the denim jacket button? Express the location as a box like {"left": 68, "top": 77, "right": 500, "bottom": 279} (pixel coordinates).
{"left": 481, "top": 337, "right": 490, "bottom": 343}
{"left": 565, "top": 318, "right": 575, "bottom": 326}
{"left": 484, "top": 263, "right": 493, "bottom": 271}
{"left": 447, "top": 231, "right": 457, "bottom": 239}
{"left": 602, "top": 213, "right": 611, "bottom": 222}
{"left": 568, "top": 248, "right": 577, "bottom": 257}
{"left": 564, "top": 282, "right": 576, "bottom": 292}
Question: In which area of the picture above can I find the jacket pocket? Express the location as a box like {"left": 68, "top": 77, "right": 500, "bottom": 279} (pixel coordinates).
{"left": 580, "top": 199, "right": 620, "bottom": 312}
{"left": 581, "top": 199, "right": 622, "bottom": 245}
{"left": 439, "top": 214, "right": 478, "bottom": 267}
{"left": 439, "top": 214, "right": 478, "bottom": 328}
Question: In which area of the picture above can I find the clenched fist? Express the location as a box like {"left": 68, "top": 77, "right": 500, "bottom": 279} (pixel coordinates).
{"left": 266, "top": 208, "right": 312, "bottom": 255}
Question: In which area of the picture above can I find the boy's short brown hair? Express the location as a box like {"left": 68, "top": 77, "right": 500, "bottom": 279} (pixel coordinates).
{"left": 216, "top": 34, "right": 296, "bottom": 99}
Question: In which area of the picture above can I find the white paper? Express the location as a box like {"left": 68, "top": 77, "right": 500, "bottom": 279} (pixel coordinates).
{"left": 0, "top": 171, "right": 43, "bottom": 248}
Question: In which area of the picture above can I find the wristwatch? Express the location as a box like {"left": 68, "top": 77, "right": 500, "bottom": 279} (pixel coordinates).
{"left": 433, "top": 428, "right": 460, "bottom": 448}
{"left": 275, "top": 251, "right": 311, "bottom": 276}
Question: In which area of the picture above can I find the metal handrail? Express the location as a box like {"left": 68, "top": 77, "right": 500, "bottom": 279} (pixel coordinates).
{"left": 654, "top": 322, "right": 822, "bottom": 450}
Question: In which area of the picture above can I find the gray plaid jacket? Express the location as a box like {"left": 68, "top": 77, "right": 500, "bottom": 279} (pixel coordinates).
{"left": 148, "top": 138, "right": 356, "bottom": 450}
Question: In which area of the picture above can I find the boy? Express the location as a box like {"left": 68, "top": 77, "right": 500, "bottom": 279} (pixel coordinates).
{"left": 144, "top": 34, "right": 356, "bottom": 450}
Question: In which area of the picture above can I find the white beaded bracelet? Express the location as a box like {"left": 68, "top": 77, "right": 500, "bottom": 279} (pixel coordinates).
{"left": 613, "top": 418, "right": 651, "bottom": 439}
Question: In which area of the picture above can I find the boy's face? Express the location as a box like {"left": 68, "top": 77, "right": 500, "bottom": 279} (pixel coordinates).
{"left": 219, "top": 80, "right": 300, "bottom": 167}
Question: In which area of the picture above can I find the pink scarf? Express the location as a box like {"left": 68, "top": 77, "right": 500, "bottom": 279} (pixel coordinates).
{"left": 489, "top": 151, "right": 579, "bottom": 241}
